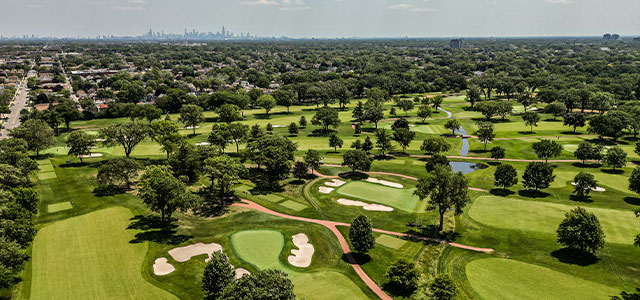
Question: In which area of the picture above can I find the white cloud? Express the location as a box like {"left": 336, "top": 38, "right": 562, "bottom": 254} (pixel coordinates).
{"left": 546, "top": 0, "right": 572, "bottom": 4}
{"left": 114, "top": 5, "right": 145, "bottom": 10}
{"left": 388, "top": 3, "right": 433, "bottom": 12}
{"left": 130, "top": 0, "right": 146, "bottom": 4}
{"left": 242, "top": 0, "right": 280, "bottom": 6}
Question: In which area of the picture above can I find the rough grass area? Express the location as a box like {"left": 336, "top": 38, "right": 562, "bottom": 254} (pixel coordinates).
{"left": 336, "top": 181, "right": 425, "bottom": 213}
{"left": 30, "top": 207, "right": 176, "bottom": 300}
{"left": 466, "top": 258, "right": 618, "bottom": 300}
{"left": 469, "top": 196, "right": 638, "bottom": 244}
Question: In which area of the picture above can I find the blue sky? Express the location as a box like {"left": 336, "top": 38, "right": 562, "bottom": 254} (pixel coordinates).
{"left": 1, "top": 0, "right": 639, "bottom": 38}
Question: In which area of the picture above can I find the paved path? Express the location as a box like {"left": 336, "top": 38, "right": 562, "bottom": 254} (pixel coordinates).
{"left": 232, "top": 199, "right": 493, "bottom": 300}
{"left": 1, "top": 69, "right": 35, "bottom": 139}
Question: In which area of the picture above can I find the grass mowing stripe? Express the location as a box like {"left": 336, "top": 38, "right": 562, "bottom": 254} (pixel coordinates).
{"left": 47, "top": 202, "right": 73, "bottom": 213}
{"left": 375, "top": 234, "right": 407, "bottom": 249}
{"left": 336, "top": 181, "right": 425, "bottom": 213}
{"left": 279, "top": 200, "right": 308, "bottom": 211}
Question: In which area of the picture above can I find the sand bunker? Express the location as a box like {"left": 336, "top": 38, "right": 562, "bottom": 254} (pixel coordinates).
{"left": 271, "top": 125, "right": 286, "bottom": 128}
{"left": 94, "top": 138, "right": 106, "bottom": 142}
{"left": 337, "top": 198, "right": 394, "bottom": 212}
{"left": 235, "top": 268, "right": 251, "bottom": 278}
{"left": 571, "top": 182, "right": 606, "bottom": 192}
{"left": 153, "top": 257, "right": 175, "bottom": 276}
{"left": 319, "top": 186, "right": 334, "bottom": 194}
{"left": 325, "top": 179, "right": 346, "bottom": 187}
{"left": 366, "top": 178, "right": 403, "bottom": 188}
{"left": 287, "top": 233, "right": 315, "bottom": 268}
{"left": 182, "top": 126, "right": 200, "bottom": 129}
{"left": 168, "top": 242, "right": 223, "bottom": 262}
{"left": 195, "top": 142, "right": 210, "bottom": 146}
{"left": 78, "top": 153, "right": 103, "bottom": 158}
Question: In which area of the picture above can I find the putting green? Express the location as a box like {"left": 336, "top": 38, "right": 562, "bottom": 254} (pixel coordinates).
{"left": 466, "top": 258, "right": 618, "bottom": 300}
{"left": 47, "top": 202, "right": 72, "bottom": 213}
{"left": 336, "top": 181, "right": 426, "bottom": 213}
{"left": 30, "top": 207, "right": 176, "bottom": 300}
{"left": 230, "top": 230, "right": 369, "bottom": 300}
{"left": 375, "top": 234, "right": 406, "bottom": 249}
{"left": 279, "top": 200, "right": 308, "bottom": 211}
{"left": 469, "top": 196, "right": 638, "bottom": 244}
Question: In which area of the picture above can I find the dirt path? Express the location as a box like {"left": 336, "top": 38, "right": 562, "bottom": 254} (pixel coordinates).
{"left": 232, "top": 199, "right": 493, "bottom": 300}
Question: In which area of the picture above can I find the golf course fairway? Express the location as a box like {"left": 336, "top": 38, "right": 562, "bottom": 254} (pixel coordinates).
{"left": 336, "top": 181, "right": 425, "bottom": 213}
{"left": 30, "top": 207, "right": 176, "bottom": 300}
{"left": 466, "top": 258, "right": 618, "bottom": 300}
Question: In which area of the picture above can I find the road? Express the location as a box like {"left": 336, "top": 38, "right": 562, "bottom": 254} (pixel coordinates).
{"left": 1, "top": 69, "right": 35, "bottom": 139}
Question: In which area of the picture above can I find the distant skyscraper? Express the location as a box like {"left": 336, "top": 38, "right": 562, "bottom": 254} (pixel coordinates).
{"left": 222, "top": 26, "right": 226, "bottom": 38}
{"left": 450, "top": 39, "right": 463, "bottom": 49}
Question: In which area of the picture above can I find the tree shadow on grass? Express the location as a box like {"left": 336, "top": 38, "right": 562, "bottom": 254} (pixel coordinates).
{"left": 490, "top": 188, "right": 515, "bottom": 197}
{"left": 517, "top": 131, "right": 537, "bottom": 135}
{"left": 560, "top": 131, "right": 582, "bottom": 135}
{"left": 551, "top": 248, "right": 599, "bottom": 267}
{"left": 623, "top": 197, "right": 640, "bottom": 206}
{"left": 127, "top": 215, "right": 192, "bottom": 245}
{"left": 517, "top": 189, "right": 550, "bottom": 198}
{"left": 487, "top": 161, "right": 501, "bottom": 166}
{"left": 568, "top": 194, "right": 594, "bottom": 203}
{"left": 571, "top": 162, "right": 602, "bottom": 169}
{"left": 341, "top": 252, "right": 371, "bottom": 265}
{"left": 339, "top": 172, "right": 369, "bottom": 181}
{"left": 405, "top": 225, "right": 460, "bottom": 242}
{"left": 601, "top": 169, "right": 624, "bottom": 175}
{"left": 382, "top": 282, "right": 415, "bottom": 298}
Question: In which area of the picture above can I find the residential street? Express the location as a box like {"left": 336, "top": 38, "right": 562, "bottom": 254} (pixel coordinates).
{"left": 1, "top": 69, "right": 35, "bottom": 138}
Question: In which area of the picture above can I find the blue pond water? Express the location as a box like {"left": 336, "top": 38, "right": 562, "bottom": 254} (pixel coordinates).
{"left": 438, "top": 107, "right": 469, "bottom": 156}
{"left": 449, "top": 161, "right": 488, "bottom": 175}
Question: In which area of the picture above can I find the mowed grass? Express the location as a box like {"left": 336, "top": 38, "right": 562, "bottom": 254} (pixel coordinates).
{"left": 47, "top": 201, "right": 72, "bottom": 213}
{"left": 469, "top": 196, "right": 638, "bottom": 244}
{"left": 230, "top": 229, "right": 369, "bottom": 300}
{"left": 336, "top": 181, "right": 426, "bottom": 213}
{"left": 375, "top": 234, "right": 407, "bottom": 249}
{"left": 466, "top": 258, "right": 618, "bottom": 300}
{"left": 30, "top": 207, "right": 177, "bottom": 300}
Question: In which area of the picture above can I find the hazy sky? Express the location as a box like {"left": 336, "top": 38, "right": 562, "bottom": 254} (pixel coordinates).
{"left": 1, "top": 0, "right": 639, "bottom": 38}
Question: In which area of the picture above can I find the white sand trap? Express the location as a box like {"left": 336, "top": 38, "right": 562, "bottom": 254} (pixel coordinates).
{"left": 182, "top": 126, "right": 200, "bottom": 129}
{"left": 78, "top": 153, "right": 103, "bottom": 158}
{"left": 337, "top": 198, "right": 394, "bottom": 212}
{"left": 271, "top": 125, "right": 287, "bottom": 128}
{"left": 235, "top": 268, "right": 251, "bottom": 278}
{"left": 325, "top": 179, "right": 346, "bottom": 187}
{"left": 319, "top": 186, "right": 334, "bottom": 194}
{"left": 287, "top": 233, "right": 315, "bottom": 268}
{"left": 195, "top": 142, "right": 210, "bottom": 146}
{"left": 153, "top": 257, "right": 175, "bottom": 276}
{"left": 94, "top": 138, "right": 106, "bottom": 142}
{"left": 571, "top": 182, "right": 606, "bottom": 192}
{"left": 168, "top": 242, "right": 223, "bottom": 262}
{"left": 366, "top": 177, "right": 403, "bottom": 188}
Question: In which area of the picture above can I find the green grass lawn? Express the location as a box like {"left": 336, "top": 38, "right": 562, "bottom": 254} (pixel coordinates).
{"left": 466, "top": 258, "right": 619, "bottom": 300}
{"left": 46, "top": 201, "right": 72, "bottom": 213}
{"left": 469, "top": 196, "right": 638, "bottom": 244}
{"left": 30, "top": 207, "right": 177, "bottom": 300}
{"left": 230, "top": 229, "right": 287, "bottom": 271}
{"left": 336, "top": 181, "right": 426, "bottom": 213}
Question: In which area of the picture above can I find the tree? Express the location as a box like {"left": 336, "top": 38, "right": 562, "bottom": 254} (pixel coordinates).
{"left": 384, "top": 259, "right": 419, "bottom": 295}
{"left": 391, "top": 118, "right": 410, "bottom": 131}
{"left": 246, "top": 135, "right": 297, "bottom": 188}
{"left": 66, "top": 131, "right": 95, "bottom": 163}
{"left": 375, "top": 129, "right": 395, "bottom": 156}
{"left": 216, "top": 104, "right": 241, "bottom": 123}
{"left": 149, "top": 120, "right": 184, "bottom": 159}
{"left": 54, "top": 100, "right": 82, "bottom": 130}
{"left": 557, "top": 207, "right": 605, "bottom": 256}
{"left": 398, "top": 99, "right": 415, "bottom": 116}
{"left": 414, "top": 165, "right": 469, "bottom": 231}
{"left": 393, "top": 128, "right": 416, "bottom": 153}
{"left": 362, "top": 136, "right": 374, "bottom": 154}
{"left": 208, "top": 123, "right": 232, "bottom": 152}
{"left": 573, "top": 172, "right": 597, "bottom": 198}
{"left": 220, "top": 270, "right": 295, "bottom": 300}
{"left": 288, "top": 122, "right": 298, "bottom": 135}
{"left": 588, "top": 114, "right": 626, "bottom": 140}
{"left": 611, "top": 288, "right": 640, "bottom": 300}
{"left": 444, "top": 119, "right": 461, "bottom": 136}
{"left": 179, "top": 104, "right": 204, "bottom": 136}
{"left": 352, "top": 101, "right": 365, "bottom": 122}
{"left": 474, "top": 101, "right": 498, "bottom": 120}
{"left": 532, "top": 139, "right": 563, "bottom": 163}
{"left": 101, "top": 122, "right": 148, "bottom": 158}
{"left": 604, "top": 146, "right": 627, "bottom": 170}
{"left": 425, "top": 155, "right": 449, "bottom": 172}
{"left": 304, "top": 149, "right": 322, "bottom": 175}
{"left": 417, "top": 105, "right": 432, "bottom": 123}
{"left": 168, "top": 143, "right": 202, "bottom": 183}
{"left": 203, "top": 155, "right": 246, "bottom": 204}
{"left": 342, "top": 150, "right": 372, "bottom": 173}
{"left": 431, "top": 95, "right": 444, "bottom": 111}
{"left": 312, "top": 107, "right": 341, "bottom": 133}
{"left": 522, "top": 111, "right": 540, "bottom": 132}
{"left": 257, "top": 95, "right": 276, "bottom": 118}
{"left": 299, "top": 115, "right": 307, "bottom": 128}
{"left": 9, "top": 119, "right": 55, "bottom": 158}
{"left": 429, "top": 274, "right": 457, "bottom": 300}
{"left": 138, "top": 165, "right": 197, "bottom": 222}
{"left": 273, "top": 89, "right": 296, "bottom": 113}
{"left": 522, "top": 162, "right": 555, "bottom": 191}
{"left": 292, "top": 161, "right": 308, "bottom": 181}
{"left": 574, "top": 142, "right": 597, "bottom": 164}
{"left": 563, "top": 113, "right": 586, "bottom": 133}
{"left": 421, "top": 136, "right": 451, "bottom": 155}
{"left": 144, "top": 105, "right": 163, "bottom": 123}
{"left": 545, "top": 102, "right": 567, "bottom": 120}
{"left": 329, "top": 134, "right": 343, "bottom": 152}
{"left": 228, "top": 123, "right": 249, "bottom": 153}
{"left": 349, "top": 215, "right": 375, "bottom": 254}
{"left": 629, "top": 167, "right": 640, "bottom": 195}
{"left": 202, "top": 251, "right": 235, "bottom": 300}
{"left": 0, "top": 237, "right": 29, "bottom": 289}
{"left": 475, "top": 122, "right": 495, "bottom": 151}
{"left": 466, "top": 84, "right": 482, "bottom": 108}
{"left": 494, "top": 164, "right": 518, "bottom": 190}
{"left": 354, "top": 123, "right": 362, "bottom": 134}
{"left": 491, "top": 146, "right": 505, "bottom": 161}
{"left": 363, "top": 106, "right": 384, "bottom": 129}
{"left": 97, "top": 158, "right": 142, "bottom": 190}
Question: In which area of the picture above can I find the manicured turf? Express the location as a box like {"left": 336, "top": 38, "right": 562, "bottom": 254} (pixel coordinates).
{"left": 230, "top": 229, "right": 287, "bottom": 271}
{"left": 469, "top": 196, "right": 638, "bottom": 244}
{"left": 234, "top": 185, "right": 252, "bottom": 193}
{"left": 47, "top": 202, "right": 73, "bottom": 213}
{"left": 336, "top": 181, "right": 426, "bottom": 213}
{"left": 30, "top": 207, "right": 176, "bottom": 300}
{"left": 375, "top": 234, "right": 407, "bottom": 249}
{"left": 466, "top": 258, "right": 618, "bottom": 300}
{"left": 258, "top": 194, "right": 285, "bottom": 202}
{"left": 37, "top": 171, "right": 58, "bottom": 180}
{"left": 291, "top": 271, "right": 369, "bottom": 300}
{"left": 279, "top": 200, "right": 308, "bottom": 211}
{"left": 37, "top": 159, "right": 57, "bottom": 180}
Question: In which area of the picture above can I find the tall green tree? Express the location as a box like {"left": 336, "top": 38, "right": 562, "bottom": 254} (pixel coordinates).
{"left": 349, "top": 215, "right": 375, "bottom": 254}
{"left": 421, "top": 136, "right": 451, "bottom": 155}
{"left": 203, "top": 155, "right": 246, "bottom": 205}
{"left": 475, "top": 122, "right": 495, "bottom": 151}
{"left": 557, "top": 207, "right": 605, "bottom": 256}
{"left": 257, "top": 95, "right": 277, "bottom": 118}
{"left": 149, "top": 120, "right": 184, "bottom": 159}
{"left": 532, "top": 139, "right": 563, "bottom": 163}
{"left": 522, "top": 162, "right": 555, "bottom": 191}
{"left": 311, "top": 107, "right": 341, "bottom": 133}
{"left": 202, "top": 251, "right": 235, "bottom": 300}
{"left": 9, "top": 119, "right": 55, "bottom": 158}
{"left": 414, "top": 165, "right": 470, "bottom": 231}
{"left": 179, "top": 104, "right": 204, "bottom": 136}
{"left": 494, "top": 164, "right": 518, "bottom": 190}
{"left": 375, "top": 129, "right": 395, "bottom": 156}
{"left": 100, "top": 122, "right": 148, "bottom": 158}
{"left": 138, "top": 165, "right": 198, "bottom": 222}
{"left": 444, "top": 119, "right": 461, "bottom": 136}
{"left": 342, "top": 150, "right": 372, "bottom": 173}
{"left": 66, "top": 131, "right": 96, "bottom": 163}
{"left": 522, "top": 111, "right": 540, "bottom": 132}
{"left": 304, "top": 149, "right": 322, "bottom": 175}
